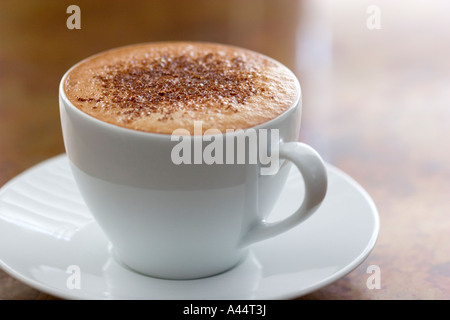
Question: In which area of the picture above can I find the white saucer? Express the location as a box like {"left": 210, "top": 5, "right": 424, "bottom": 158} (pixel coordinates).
{"left": 0, "top": 154, "right": 379, "bottom": 300}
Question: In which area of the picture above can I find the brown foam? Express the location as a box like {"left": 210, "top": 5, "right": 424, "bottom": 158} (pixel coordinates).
{"left": 64, "top": 42, "right": 299, "bottom": 135}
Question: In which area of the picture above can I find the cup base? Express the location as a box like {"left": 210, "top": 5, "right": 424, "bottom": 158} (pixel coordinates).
{"left": 108, "top": 244, "right": 249, "bottom": 280}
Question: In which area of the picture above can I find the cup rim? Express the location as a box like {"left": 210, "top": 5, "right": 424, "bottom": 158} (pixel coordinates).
{"left": 59, "top": 41, "right": 302, "bottom": 139}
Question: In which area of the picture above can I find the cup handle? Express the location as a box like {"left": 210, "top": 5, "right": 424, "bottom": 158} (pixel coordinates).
{"left": 240, "top": 142, "right": 328, "bottom": 247}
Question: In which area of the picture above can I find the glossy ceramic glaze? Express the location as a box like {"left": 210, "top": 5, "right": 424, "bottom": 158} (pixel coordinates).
{"left": 59, "top": 48, "right": 327, "bottom": 279}
{"left": 0, "top": 155, "right": 378, "bottom": 299}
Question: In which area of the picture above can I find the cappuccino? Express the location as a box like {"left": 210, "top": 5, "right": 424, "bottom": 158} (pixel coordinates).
{"left": 64, "top": 42, "right": 299, "bottom": 134}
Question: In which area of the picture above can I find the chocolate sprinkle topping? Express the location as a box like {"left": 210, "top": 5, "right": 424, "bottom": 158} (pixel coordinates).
{"left": 86, "top": 53, "right": 261, "bottom": 122}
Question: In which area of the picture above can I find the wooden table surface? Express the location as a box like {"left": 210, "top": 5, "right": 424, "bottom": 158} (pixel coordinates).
{"left": 1, "top": 0, "right": 449, "bottom": 300}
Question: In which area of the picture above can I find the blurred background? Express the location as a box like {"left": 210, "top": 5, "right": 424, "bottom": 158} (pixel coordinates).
{"left": 1, "top": 0, "right": 449, "bottom": 299}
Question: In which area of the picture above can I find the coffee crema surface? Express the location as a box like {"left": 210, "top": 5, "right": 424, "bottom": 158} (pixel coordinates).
{"left": 64, "top": 42, "right": 299, "bottom": 134}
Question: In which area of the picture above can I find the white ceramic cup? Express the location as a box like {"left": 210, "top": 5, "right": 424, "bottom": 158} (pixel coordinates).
{"left": 59, "top": 51, "right": 327, "bottom": 280}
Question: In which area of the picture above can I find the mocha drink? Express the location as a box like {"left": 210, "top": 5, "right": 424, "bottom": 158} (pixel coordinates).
{"left": 63, "top": 42, "right": 299, "bottom": 134}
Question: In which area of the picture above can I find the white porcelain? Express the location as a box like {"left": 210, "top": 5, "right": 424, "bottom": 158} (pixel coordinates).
{"left": 0, "top": 155, "right": 379, "bottom": 299}
{"left": 59, "top": 56, "right": 328, "bottom": 280}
